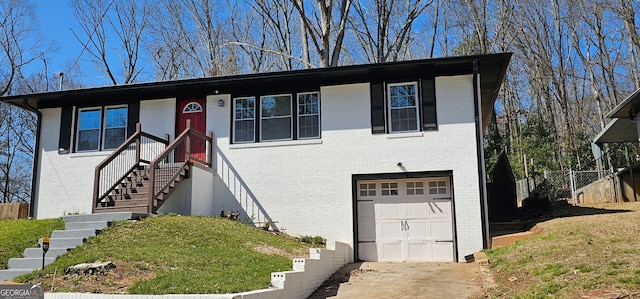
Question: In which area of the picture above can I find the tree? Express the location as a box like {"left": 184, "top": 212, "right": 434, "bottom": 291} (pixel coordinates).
{"left": 147, "top": 0, "right": 239, "bottom": 80}
{"left": 291, "top": 0, "right": 352, "bottom": 67}
{"left": 71, "top": 0, "right": 151, "bottom": 85}
{"left": 348, "top": 0, "right": 433, "bottom": 63}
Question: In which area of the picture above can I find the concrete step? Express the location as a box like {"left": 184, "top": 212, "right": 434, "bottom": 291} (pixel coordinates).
{"left": 51, "top": 229, "right": 100, "bottom": 239}
{"left": 65, "top": 221, "right": 110, "bottom": 231}
{"left": 23, "top": 248, "right": 70, "bottom": 258}
{"left": 0, "top": 269, "right": 34, "bottom": 282}
{"left": 63, "top": 212, "right": 149, "bottom": 223}
{"left": 49, "top": 238, "right": 86, "bottom": 249}
{"left": 8, "top": 257, "right": 56, "bottom": 269}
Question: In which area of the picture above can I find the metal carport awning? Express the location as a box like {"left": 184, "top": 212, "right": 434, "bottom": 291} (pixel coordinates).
{"left": 593, "top": 118, "right": 638, "bottom": 146}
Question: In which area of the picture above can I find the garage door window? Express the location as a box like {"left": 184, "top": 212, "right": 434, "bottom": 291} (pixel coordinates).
{"left": 429, "top": 180, "right": 447, "bottom": 194}
{"left": 359, "top": 183, "right": 376, "bottom": 196}
{"left": 381, "top": 182, "right": 399, "bottom": 196}
{"left": 406, "top": 182, "right": 424, "bottom": 195}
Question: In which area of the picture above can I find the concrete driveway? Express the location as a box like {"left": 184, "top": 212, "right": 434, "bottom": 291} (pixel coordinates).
{"left": 307, "top": 262, "right": 484, "bottom": 299}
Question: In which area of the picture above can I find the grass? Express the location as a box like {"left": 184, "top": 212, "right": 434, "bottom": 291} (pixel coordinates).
{"left": 16, "top": 214, "right": 314, "bottom": 294}
{"left": 0, "top": 218, "right": 65, "bottom": 268}
{"left": 484, "top": 202, "right": 640, "bottom": 298}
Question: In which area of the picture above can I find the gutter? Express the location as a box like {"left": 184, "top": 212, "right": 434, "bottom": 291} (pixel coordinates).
{"left": 22, "top": 99, "right": 41, "bottom": 219}
{"left": 473, "top": 60, "right": 491, "bottom": 249}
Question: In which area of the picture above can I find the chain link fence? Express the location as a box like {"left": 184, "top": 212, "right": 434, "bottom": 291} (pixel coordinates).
{"left": 515, "top": 170, "right": 609, "bottom": 204}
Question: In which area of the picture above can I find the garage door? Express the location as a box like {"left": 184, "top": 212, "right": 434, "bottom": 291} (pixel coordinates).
{"left": 357, "top": 177, "right": 454, "bottom": 262}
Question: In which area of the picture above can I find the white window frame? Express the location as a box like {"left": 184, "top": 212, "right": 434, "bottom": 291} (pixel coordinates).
{"left": 75, "top": 107, "right": 102, "bottom": 152}
{"left": 297, "top": 91, "right": 321, "bottom": 139}
{"left": 260, "top": 94, "right": 293, "bottom": 142}
{"left": 233, "top": 97, "right": 256, "bottom": 144}
{"left": 387, "top": 82, "right": 420, "bottom": 133}
{"left": 75, "top": 105, "right": 128, "bottom": 152}
{"left": 183, "top": 102, "right": 203, "bottom": 113}
{"left": 102, "top": 105, "right": 128, "bottom": 150}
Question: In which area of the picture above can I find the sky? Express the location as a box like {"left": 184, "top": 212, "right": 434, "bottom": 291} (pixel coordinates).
{"left": 33, "top": 1, "right": 102, "bottom": 87}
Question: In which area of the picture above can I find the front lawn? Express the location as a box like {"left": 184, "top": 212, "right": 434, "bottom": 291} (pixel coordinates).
{"left": 0, "top": 218, "right": 65, "bottom": 269}
{"left": 18, "top": 215, "right": 313, "bottom": 294}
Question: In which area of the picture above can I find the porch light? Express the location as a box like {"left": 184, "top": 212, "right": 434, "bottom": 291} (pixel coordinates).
{"left": 217, "top": 99, "right": 225, "bottom": 107}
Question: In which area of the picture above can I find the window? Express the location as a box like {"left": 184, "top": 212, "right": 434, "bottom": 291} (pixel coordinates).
{"left": 298, "top": 92, "right": 320, "bottom": 139}
{"left": 76, "top": 108, "right": 102, "bottom": 151}
{"left": 233, "top": 97, "right": 256, "bottom": 143}
{"left": 232, "top": 91, "right": 321, "bottom": 143}
{"left": 381, "top": 182, "right": 399, "bottom": 196}
{"left": 261, "top": 94, "right": 292, "bottom": 141}
{"left": 103, "top": 106, "right": 127, "bottom": 150}
{"left": 406, "top": 181, "right": 424, "bottom": 195}
{"left": 428, "top": 180, "right": 448, "bottom": 195}
{"left": 75, "top": 105, "right": 128, "bottom": 152}
{"left": 183, "top": 102, "right": 203, "bottom": 113}
{"left": 359, "top": 183, "right": 376, "bottom": 197}
{"left": 369, "top": 78, "right": 436, "bottom": 134}
{"left": 388, "top": 82, "right": 419, "bottom": 133}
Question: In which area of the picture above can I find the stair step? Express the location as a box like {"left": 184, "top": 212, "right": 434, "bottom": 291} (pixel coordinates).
{"left": 23, "top": 247, "right": 70, "bottom": 258}
{"left": 122, "top": 194, "right": 150, "bottom": 201}
{"left": 49, "top": 238, "right": 86, "bottom": 249}
{"left": 63, "top": 212, "right": 149, "bottom": 223}
{"left": 8, "top": 257, "right": 56, "bottom": 269}
{"left": 51, "top": 229, "right": 100, "bottom": 239}
{"left": 0, "top": 269, "right": 34, "bottom": 282}
{"left": 65, "top": 221, "right": 110, "bottom": 230}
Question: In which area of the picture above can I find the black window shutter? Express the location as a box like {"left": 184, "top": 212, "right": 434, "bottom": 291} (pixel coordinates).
{"left": 58, "top": 106, "right": 73, "bottom": 152}
{"left": 421, "top": 78, "right": 437, "bottom": 130}
{"left": 370, "top": 82, "right": 386, "bottom": 134}
{"left": 127, "top": 101, "right": 140, "bottom": 137}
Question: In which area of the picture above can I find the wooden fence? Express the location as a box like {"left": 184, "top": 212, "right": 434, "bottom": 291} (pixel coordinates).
{"left": 0, "top": 203, "right": 29, "bottom": 219}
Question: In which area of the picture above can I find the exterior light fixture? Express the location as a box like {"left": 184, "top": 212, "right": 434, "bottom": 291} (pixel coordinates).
{"left": 41, "top": 237, "right": 50, "bottom": 269}
{"left": 217, "top": 99, "right": 225, "bottom": 107}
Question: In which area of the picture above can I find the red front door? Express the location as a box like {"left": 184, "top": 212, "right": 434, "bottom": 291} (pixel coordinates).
{"left": 177, "top": 99, "right": 206, "bottom": 162}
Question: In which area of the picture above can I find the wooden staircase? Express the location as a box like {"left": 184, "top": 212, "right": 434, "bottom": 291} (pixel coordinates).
{"left": 95, "top": 164, "right": 190, "bottom": 213}
{"left": 93, "top": 122, "right": 212, "bottom": 214}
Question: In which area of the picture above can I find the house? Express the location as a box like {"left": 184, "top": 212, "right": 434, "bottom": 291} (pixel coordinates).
{"left": 591, "top": 88, "right": 640, "bottom": 203}
{"left": 1, "top": 53, "right": 511, "bottom": 263}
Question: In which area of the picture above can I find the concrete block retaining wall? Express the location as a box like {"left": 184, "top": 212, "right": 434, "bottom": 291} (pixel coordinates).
{"left": 44, "top": 241, "right": 350, "bottom": 299}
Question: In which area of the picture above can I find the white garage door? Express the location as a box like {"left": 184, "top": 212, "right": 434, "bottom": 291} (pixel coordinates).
{"left": 357, "top": 178, "right": 454, "bottom": 262}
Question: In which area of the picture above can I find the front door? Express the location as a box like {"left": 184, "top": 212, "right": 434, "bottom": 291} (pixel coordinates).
{"left": 177, "top": 99, "right": 206, "bottom": 162}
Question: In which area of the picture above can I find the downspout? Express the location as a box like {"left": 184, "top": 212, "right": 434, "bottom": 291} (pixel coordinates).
{"left": 472, "top": 60, "right": 491, "bottom": 249}
{"left": 23, "top": 99, "right": 42, "bottom": 219}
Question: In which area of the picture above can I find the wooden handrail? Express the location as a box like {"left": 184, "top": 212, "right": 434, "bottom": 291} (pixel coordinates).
{"left": 92, "top": 123, "right": 170, "bottom": 213}
{"left": 147, "top": 119, "right": 213, "bottom": 213}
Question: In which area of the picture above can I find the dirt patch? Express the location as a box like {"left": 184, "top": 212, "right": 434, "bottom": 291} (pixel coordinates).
{"left": 481, "top": 202, "right": 640, "bottom": 298}
{"left": 250, "top": 243, "right": 309, "bottom": 260}
{"left": 36, "top": 260, "right": 156, "bottom": 293}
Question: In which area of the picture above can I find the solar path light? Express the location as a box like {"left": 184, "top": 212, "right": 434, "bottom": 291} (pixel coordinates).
{"left": 41, "top": 237, "right": 50, "bottom": 270}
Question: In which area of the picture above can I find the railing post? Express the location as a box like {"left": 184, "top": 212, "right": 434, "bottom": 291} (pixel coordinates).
{"left": 135, "top": 123, "right": 142, "bottom": 164}
{"left": 207, "top": 131, "right": 214, "bottom": 167}
{"left": 185, "top": 119, "right": 191, "bottom": 162}
{"left": 148, "top": 161, "right": 155, "bottom": 214}
{"left": 92, "top": 166, "right": 100, "bottom": 213}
